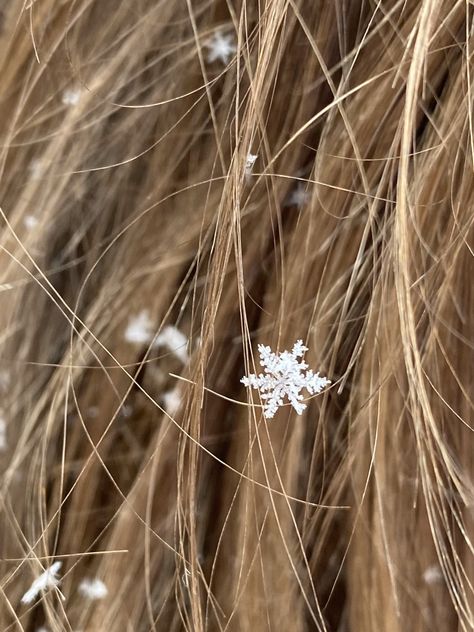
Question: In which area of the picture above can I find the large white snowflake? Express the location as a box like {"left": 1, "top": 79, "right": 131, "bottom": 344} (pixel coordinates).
{"left": 241, "top": 340, "right": 330, "bottom": 419}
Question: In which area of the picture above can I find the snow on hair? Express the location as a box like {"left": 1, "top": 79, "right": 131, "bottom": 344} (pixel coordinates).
{"left": 21, "top": 562, "right": 63, "bottom": 605}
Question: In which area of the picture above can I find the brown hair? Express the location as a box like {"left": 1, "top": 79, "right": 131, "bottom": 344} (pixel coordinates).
{"left": 0, "top": 0, "right": 472, "bottom": 630}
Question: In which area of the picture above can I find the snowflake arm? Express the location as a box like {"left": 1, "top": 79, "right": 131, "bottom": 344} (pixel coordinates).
{"left": 241, "top": 340, "right": 330, "bottom": 419}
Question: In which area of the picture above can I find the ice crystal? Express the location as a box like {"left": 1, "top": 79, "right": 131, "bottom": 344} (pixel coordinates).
{"left": 285, "top": 183, "right": 310, "bottom": 208}
{"left": 125, "top": 310, "right": 154, "bottom": 345}
{"left": 205, "top": 31, "right": 236, "bottom": 65}
{"left": 241, "top": 340, "right": 330, "bottom": 419}
{"left": 21, "top": 561, "right": 63, "bottom": 604}
{"left": 120, "top": 404, "right": 133, "bottom": 418}
{"left": 162, "top": 387, "right": 181, "bottom": 414}
{"left": 24, "top": 215, "right": 39, "bottom": 230}
{"left": 62, "top": 88, "right": 82, "bottom": 106}
{"left": 245, "top": 152, "right": 257, "bottom": 176}
{"left": 154, "top": 325, "right": 188, "bottom": 364}
{"left": 78, "top": 577, "right": 108, "bottom": 600}
{"left": 423, "top": 565, "right": 443, "bottom": 584}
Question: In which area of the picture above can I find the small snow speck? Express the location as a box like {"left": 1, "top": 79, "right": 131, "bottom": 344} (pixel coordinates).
{"left": 120, "top": 404, "right": 133, "bottom": 419}
{"left": 29, "top": 159, "right": 43, "bottom": 181}
{"left": 423, "top": 565, "right": 443, "bottom": 584}
{"left": 285, "top": 183, "right": 310, "bottom": 208}
{"left": 24, "top": 215, "right": 39, "bottom": 230}
{"left": 162, "top": 387, "right": 181, "bottom": 414}
{"left": 125, "top": 310, "right": 154, "bottom": 345}
{"left": 154, "top": 325, "right": 188, "bottom": 364}
{"left": 205, "top": 31, "right": 236, "bottom": 65}
{"left": 245, "top": 153, "right": 257, "bottom": 176}
{"left": 78, "top": 577, "right": 108, "bottom": 600}
{"left": 62, "top": 88, "right": 82, "bottom": 106}
{"left": 21, "top": 561, "right": 63, "bottom": 605}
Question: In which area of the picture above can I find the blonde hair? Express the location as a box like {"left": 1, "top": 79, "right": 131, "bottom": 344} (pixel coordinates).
{"left": 0, "top": 0, "right": 472, "bottom": 630}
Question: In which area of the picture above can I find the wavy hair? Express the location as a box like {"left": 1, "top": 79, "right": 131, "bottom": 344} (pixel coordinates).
{"left": 0, "top": 1, "right": 472, "bottom": 630}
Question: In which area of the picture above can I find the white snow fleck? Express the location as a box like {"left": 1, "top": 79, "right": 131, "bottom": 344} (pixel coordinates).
{"left": 21, "top": 561, "right": 63, "bottom": 604}
{"left": 154, "top": 325, "right": 188, "bottom": 364}
{"left": 245, "top": 153, "right": 257, "bottom": 176}
{"left": 285, "top": 183, "right": 310, "bottom": 208}
{"left": 78, "top": 577, "right": 108, "bottom": 600}
{"left": 205, "top": 31, "right": 236, "bottom": 65}
{"left": 423, "top": 565, "right": 443, "bottom": 584}
{"left": 87, "top": 406, "right": 99, "bottom": 418}
{"left": 162, "top": 387, "right": 181, "bottom": 414}
{"left": 62, "top": 88, "right": 82, "bottom": 106}
{"left": 29, "top": 159, "right": 43, "bottom": 180}
{"left": 120, "top": 404, "right": 133, "bottom": 419}
{"left": 125, "top": 310, "right": 154, "bottom": 345}
{"left": 24, "top": 215, "right": 39, "bottom": 230}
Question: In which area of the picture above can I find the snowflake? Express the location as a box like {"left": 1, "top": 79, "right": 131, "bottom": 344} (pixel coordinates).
{"left": 24, "top": 215, "right": 39, "bottom": 230}
{"left": 78, "top": 577, "right": 108, "bottom": 600}
{"left": 245, "top": 152, "right": 257, "bottom": 176}
{"left": 285, "top": 183, "right": 310, "bottom": 208}
{"left": 21, "top": 561, "right": 63, "bottom": 604}
{"left": 62, "top": 88, "right": 82, "bottom": 106}
{"left": 205, "top": 31, "right": 236, "bottom": 65}
{"left": 154, "top": 325, "right": 189, "bottom": 364}
{"left": 423, "top": 565, "right": 443, "bottom": 584}
{"left": 125, "top": 310, "right": 154, "bottom": 345}
{"left": 241, "top": 340, "right": 330, "bottom": 419}
{"left": 162, "top": 386, "right": 181, "bottom": 414}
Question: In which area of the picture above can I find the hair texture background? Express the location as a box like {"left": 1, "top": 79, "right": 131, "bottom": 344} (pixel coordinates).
{"left": 0, "top": 0, "right": 472, "bottom": 630}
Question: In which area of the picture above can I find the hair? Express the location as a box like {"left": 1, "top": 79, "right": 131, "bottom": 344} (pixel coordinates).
{"left": 0, "top": 0, "right": 472, "bottom": 630}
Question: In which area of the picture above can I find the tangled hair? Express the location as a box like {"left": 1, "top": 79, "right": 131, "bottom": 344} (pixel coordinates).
{"left": 0, "top": 0, "right": 473, "bottom": 630}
